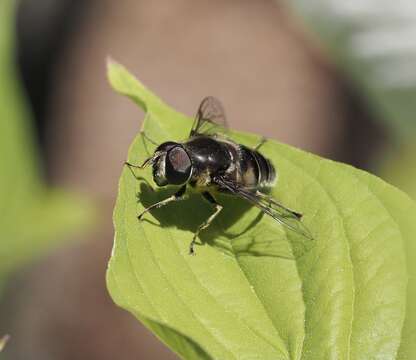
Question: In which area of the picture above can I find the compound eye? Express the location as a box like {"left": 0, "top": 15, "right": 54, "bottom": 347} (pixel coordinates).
{"left": 166, "top": 146, "right": 192, "bottom": 185}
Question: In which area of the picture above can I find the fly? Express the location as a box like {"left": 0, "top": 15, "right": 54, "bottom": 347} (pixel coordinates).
{"left": 125, "top": 96, "right": 313, "bottom": 255}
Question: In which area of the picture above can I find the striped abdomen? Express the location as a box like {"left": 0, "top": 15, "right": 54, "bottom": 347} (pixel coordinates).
{"left": 238, "top": 145, "right": 276, "bottom": 189}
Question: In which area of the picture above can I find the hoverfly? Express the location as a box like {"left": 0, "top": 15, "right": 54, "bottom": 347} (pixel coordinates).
{"left": 126, "top": 96, "right": 312, "bottom": 255}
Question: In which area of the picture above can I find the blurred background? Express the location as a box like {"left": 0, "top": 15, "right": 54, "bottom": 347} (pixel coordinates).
{"left": 0, "top": 0, "right": 415, "bottom": 359}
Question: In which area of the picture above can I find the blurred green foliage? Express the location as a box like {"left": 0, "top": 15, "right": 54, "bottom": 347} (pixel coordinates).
{"left": 0, "top": 0, "right": 91, "bottom": 283}
{"left": 288, "top": 0, "right": 416, "bottom": 139}
{"left": 379, "top": 143, "right": 416, "bottom": 203}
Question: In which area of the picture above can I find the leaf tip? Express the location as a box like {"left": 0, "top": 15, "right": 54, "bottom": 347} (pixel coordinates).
{"left": 106, "top": 55, "right": 118, "bottom": 72}
{"left": 106, "top": 56, "right": 122, "bottom": 87}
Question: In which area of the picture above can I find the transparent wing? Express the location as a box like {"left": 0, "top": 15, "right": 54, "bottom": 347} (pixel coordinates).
{"left": 190, "top": 96, "right": 229, "bottom": 137}
{"left": 215, "top": 176, "right": 313, "bottom": 241}
{"left": 255, "top": 193, "right": 313, "bottom": 240}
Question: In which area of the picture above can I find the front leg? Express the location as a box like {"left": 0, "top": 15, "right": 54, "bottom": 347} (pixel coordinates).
{"left": 124, "top": 149, "right": 164, "bottom": 180}
{"left": 138, "top": 185, "right": 187, "bottom": 220}
{"left": 189, "top": 192, "right": 223, "bottom": 255}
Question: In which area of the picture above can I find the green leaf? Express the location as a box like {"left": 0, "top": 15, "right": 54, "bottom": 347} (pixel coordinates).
{"left": 0, "top": 0, "right": 91, "bottom": 277}
{"left": 107, "top": 61, "right": 415, "bottom": 360}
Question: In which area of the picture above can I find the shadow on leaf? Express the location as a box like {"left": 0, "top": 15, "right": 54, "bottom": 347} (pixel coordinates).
{"left": 135, "top": 181, "right": 313, "bottom": 259}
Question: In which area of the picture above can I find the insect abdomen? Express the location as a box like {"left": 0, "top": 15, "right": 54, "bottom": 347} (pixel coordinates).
{"left": 252, "top": 150, "right": 276, "bottom": 186}
{"left": 239, "top": 146, "right": 276, "bottom": 188}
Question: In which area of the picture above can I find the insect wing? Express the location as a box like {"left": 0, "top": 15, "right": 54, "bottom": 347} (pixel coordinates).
{"left": 190, "top": 96, "right": 229, "bottom": 137}
{"left": 263, "top": 199, "right": 313, "bottom": 240}
{"left": 215, "top": 176, "right": 313, "bottom": 241}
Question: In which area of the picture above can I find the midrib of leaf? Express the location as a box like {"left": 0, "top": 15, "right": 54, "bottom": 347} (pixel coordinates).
{"left": 147, "top": 90, "right": 306, "bottom": 360}
{"left": 229, "top": 243, "right": 305, "bottom": 360}
{"left": 112, "top": 170, "right": 289, "bottom": 359}
{"left": 271, "top": 151, "right": 355, "bottom": 360}
{"left": 144, "top": 117, "right": 290, "bottom": 358}
{"left": 108, "top": 117, "right": 291, "bottom": 359}
{"left": 161, "top": 227, "right": 285, "bottom": 359}
{"left": 215, "top": 135, "right": 306, "bottom": 360}
{"left": 133, "top": 106, "right": 300, "bottom": 358}
{"left": 313, "top": 160, "right": 354, "bottom": 360}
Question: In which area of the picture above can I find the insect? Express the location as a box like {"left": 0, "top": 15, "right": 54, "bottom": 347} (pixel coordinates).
{"left": 126, "top": 96, "right": 312, "bottom": 255}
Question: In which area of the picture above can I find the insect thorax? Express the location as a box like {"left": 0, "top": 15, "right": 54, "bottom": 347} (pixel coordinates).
{"left": 184, "top": 136, "right": 276, "bottom": 192}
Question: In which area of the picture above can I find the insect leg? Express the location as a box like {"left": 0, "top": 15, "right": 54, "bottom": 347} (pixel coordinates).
{"left": 189, "top": 192, "right": 223, "bottom": 255}
{"left": 125, "top": 159, "right": 152, "bottom": 181}
{"left": 124, "top": 151, "right": 163, "bottom": 180}
{"left": 137, "top": 185, "right": 187, "bottom": 220}
{"left": 255, "top": 190, "right": 302, "bottom": 219}
{"left": 253, "top": 136, "right": 267, "bottom": 151}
